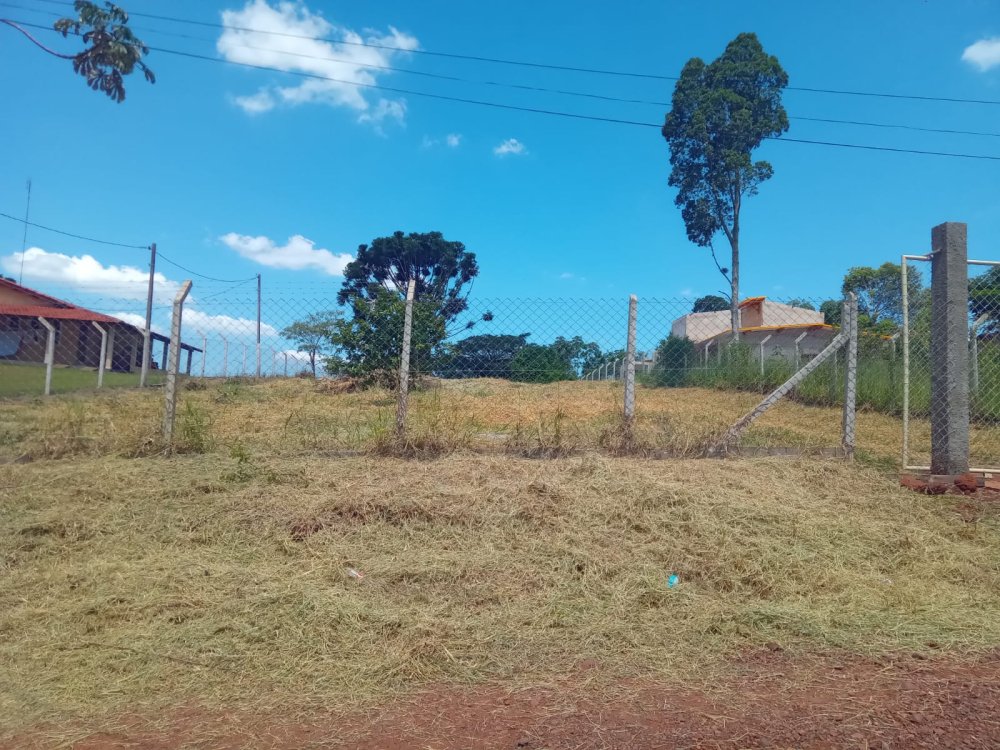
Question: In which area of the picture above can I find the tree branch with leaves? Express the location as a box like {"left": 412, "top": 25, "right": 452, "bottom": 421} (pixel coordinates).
{"left": 2, "top": 1, "right": 154, "bottom": 102}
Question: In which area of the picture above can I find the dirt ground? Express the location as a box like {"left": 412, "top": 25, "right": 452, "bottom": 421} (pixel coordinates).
{"left": 8, "top": 650, "right": 1000, "bottom": 750}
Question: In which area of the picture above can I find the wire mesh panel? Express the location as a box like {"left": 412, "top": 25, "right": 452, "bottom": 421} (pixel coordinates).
{"left": 639, "top": 296, "right": 854, "bottom": 456}
{"left": 404, "top": 298, "right": 632, "bottom": 454}
{"left": 0, "top": 283, "right": 888, "bottom": 464}
{"left": 969, "top": 263, "right": 1000, "bottom": 470}
{"left": 902, "top": 257, "right": 1000, "bottom": 473}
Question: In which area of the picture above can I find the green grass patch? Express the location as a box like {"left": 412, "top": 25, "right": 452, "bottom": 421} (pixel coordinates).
{"left": 0, "top": 362, "right": 165, "bottom": 398}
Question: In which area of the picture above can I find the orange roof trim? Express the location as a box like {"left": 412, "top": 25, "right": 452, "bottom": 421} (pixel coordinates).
{"left": 738, "top": 296, "right": 766, "bottom": 308}
{"left": 739, "top": 323, "right": 834, "bottom": 333}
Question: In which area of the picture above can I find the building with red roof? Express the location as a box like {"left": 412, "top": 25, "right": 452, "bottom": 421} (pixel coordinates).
{"left": 0, "top": 277, "right": 200, "bottom": 374}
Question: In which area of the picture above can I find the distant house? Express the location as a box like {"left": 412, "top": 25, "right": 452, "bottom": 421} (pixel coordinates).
{"left": 671, "top": 296, "right": 835, "bottom": 363}
{"left": 0, "top": 278, "right": 200, "bottom": 373}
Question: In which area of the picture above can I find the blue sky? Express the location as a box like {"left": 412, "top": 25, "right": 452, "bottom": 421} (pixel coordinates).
{"left": 0, "top": 0, "right": 998, "bottom": 354}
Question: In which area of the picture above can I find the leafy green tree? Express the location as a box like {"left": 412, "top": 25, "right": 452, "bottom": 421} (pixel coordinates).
{"left": 970, "top": 267, "right": 1000, "bottom": 335}
{"left": 783, "top": 298, "right": 816, "bottom": 311}
{"left": 692, "top": 295, "right": 729, "bottom": 313}
{"left": 841, "top": 262, "right": 924, "bottom": 328}
{"left": 281, "top": 311, "right": 342, "bottom": 377}
{"left": 2, "top": 2, "right": 155, "bottom": 102}
{"left": 819, "top": 300, "right": 842, "bottom": 326}
{"left": 338, "top": 231, "right": 479, "bottom": 324}
{"left": 662, "top": 33, "right": 789, "bottom": 340}
{"left": 438, "top": 333, "right": 529, "bottom": 379}
{"left": 650, "top": 336, "right": 696, "bottom": 387}
{"left": 551, "top": 336, "right": 603, "bottom": 377}
{"left": 327, "top": 287, "right": 447, "bottom": 387}
{"left": 510, "top": 344, "right": 575, "bottom": 383}
{"left": 334, "top": 231, "right": 486, "bottom": 384}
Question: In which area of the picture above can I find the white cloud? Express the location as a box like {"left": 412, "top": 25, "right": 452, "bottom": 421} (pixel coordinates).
{"left": 218, "top": 0, "right": 418, "bottom": 126}
{"left": 220, "top": 233, "right": 354, "bottom": 275}
{"left": 186, "top": 308, "right": 279, "bottom": 338}
{"left": 679, "top": 288, "right": 694, "bottom": 297}
{"left": 2, "top": 247, "right": 180, "bottom": 302}
{"left": 357, "top": 98, "right": 406, "bottom": 130}
{"left": 232, "top": 89, "right": 277, "bottom": 114}
{"left": 493, "top": 138, "right": 527, "bottom": 157}
{"left": 963, "top": 37, "right": 1000, "bottom": 71}
{"left": 422, "top": 132, "right": 463, "bottom": 149}
{"left": 110, "top": 311, "right": 168, "bottom": 337}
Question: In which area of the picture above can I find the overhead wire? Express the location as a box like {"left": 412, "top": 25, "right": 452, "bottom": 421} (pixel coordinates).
{"left": 155, "top": 251, "right": 258, "bottom": 284}
{"left": 0, "top": 209, "right": 258, "bottom": 284}
{"left": 23, "top": 0, "right": 1000, "bottom": 106}
{"left": 8, "top": 8, "right": 1000, "bottom": 142}
{"left": 149, "top": 46, "right": 1000, "bottom": 161}
{"left": 0, "top": 210, "right": 150, "bottom": 249}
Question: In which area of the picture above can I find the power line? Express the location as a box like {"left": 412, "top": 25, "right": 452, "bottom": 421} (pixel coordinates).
{"left": 0, "top": 209, "right": 257, "bottom": 284}
{"left": 0, "top": 210, "right": 150, "bottom": 249}
{"left": 9, "top": 12, "right": 1000, "bottom": 139}
{"left": 154, "top": 251, "right": 258, "bottom": 284}
{"left": 150, "top": 46, "right": 1000, "bottom": 161}
{"left": 197, "top": 276, "right": 258, "bottom": 300}
{"left": 8, "top": 17, "right": 1000, "bottom": 160}
{"left": 23, "top": 0, "right": 1000, "bottom": 106}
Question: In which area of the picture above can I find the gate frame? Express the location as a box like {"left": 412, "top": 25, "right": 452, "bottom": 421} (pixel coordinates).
{"left": 901, "top": 252, "right": 1000, "bottom": 473}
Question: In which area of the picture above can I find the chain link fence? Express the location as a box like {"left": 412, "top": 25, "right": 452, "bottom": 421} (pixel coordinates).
{"left": 900, "top": 255, "right": 1000, "bottom": 472}
{"left": 1, "top": 281, "right": 871, "bottom": 459}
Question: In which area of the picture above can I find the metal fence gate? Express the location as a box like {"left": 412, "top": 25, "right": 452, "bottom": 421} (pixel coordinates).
{"left": 901, "top": 252, "right": 1000, "bottom": 473}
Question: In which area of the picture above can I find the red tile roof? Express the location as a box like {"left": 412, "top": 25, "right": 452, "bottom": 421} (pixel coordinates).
{"left": 0, "top": 277, "right": 76, "bottom": 308}
{"left": 0, "top": 304, "right": 123, "bottom": 324}
{"left": 0, "top": 278, "right": 128, "bottom": 325}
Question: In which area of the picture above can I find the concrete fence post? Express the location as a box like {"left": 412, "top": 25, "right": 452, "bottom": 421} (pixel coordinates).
{"left": 242, "top": 344, "right": 248, "bottom": 376}
{"left": 794, "top": 330, "right": 808, "bottom": 370}
{"left": 163, "top": 280, "right": 193, "bottom": 448}
{"left": 92, "top": 322, "right": 108, "bottom": 389}
{"left": 842, "top": 293, "right": 858, "bottom": 459}
{"left": 140, "top": 242, "right": 157, "bottom": 388}
{"left": 930, "top": 222, "right": 970, "bottom": 475}
{"left": 970, "top": 314, "right": 989, "bottom": 395}
{"left": 623, "top": 294, "right": 637, "bottom": 425}
{"left": 221, "top": 337, "right": 229, "bottom": 378}
{"left": 759, "top": 334, "right": 773, "bottom": 377}
{"left": 38, "top": 316, "right": 56, "bottom": 396}
{"left": 396, "top": 279, "right": 417, "bottom": 441}
{"left": 200, "top": 335, "right": 207, "bottom": 378}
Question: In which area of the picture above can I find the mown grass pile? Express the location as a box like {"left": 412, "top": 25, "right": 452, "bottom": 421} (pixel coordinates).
{"left": 3, "top": 448, "right": 1000, "bottom": 738}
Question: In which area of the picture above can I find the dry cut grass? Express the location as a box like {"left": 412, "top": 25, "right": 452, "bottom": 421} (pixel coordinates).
{"left": 2, "top": 449, "right": 1000, "bottom": 739}
{"left": 0, "top": 376, "right": 969, "bottom": 466}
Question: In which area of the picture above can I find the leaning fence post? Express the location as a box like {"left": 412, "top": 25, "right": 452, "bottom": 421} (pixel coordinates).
{"left": 38, "top": 316, "right": 56, "bottom": 396}
{"left": 396, "top": 279, "right": 417, "bottom": 441}
{"left": 930, "top": 222, "right": 970, "bottom": 475}
{"left": 623, "top": 295, "right": 637, "bottom": 427}
{"left": 163, "top": 280, "right": 193, "bottom": 448}
{"left": 842, "top": 293, "right": 858, "bottom": 459}
{"left": 92, "top": 322, "right": 108, "bottom": 389}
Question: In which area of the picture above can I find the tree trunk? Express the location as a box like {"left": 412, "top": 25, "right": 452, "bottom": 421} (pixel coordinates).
{"left": 729, "top": 230, "right": 740, "bottom": 341}
{"left": 310, "top": 352, "right": 316, "bottom": 377}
